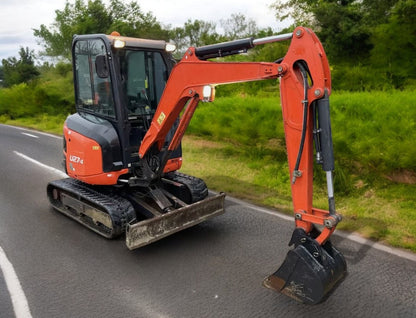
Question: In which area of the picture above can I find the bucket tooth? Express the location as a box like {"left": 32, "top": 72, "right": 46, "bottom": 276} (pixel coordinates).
{"left": 264, "top": 241, "right": 346, "bottom": 304}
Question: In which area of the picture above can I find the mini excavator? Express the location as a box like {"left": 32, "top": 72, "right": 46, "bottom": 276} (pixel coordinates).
{"left": 47, "top": 27, "right": 346, "bottom": 304}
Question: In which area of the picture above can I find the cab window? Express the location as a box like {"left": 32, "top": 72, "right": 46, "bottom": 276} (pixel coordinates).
{"left": 119, "top": 50, "right": 168, "bottom": 117}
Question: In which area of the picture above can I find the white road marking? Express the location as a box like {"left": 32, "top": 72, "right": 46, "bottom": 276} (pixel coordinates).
{"left": 13, "top": 150, "right": 416, "bottom": 263}
{"left": 226, "top": 195, "right": 293, "bottom": 221}
{"left": 224, "top": 192, "right": 416, "bottom": 262}
{"left": 21, "top": 133, "right": 39, "bottom": 139}
{"left": 13, "top": 151, "right": 68, "bottom": 178}
{"left": 0, "top": 246, "right": 33, "bottom": 318}
{"left": 335, "top": 231, "right": 416, "bottom": 262}
{"left": 1, "top": 124, "right": 61, "bottom": 139}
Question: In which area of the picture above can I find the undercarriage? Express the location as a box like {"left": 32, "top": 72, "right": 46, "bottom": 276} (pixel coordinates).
{"left": 47, "top": 172, "right": 225, "bottom": 248}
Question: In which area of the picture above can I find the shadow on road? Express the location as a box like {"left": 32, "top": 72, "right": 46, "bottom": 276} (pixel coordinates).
{"left": 332, "top": 216, "right": 388, "bottom": 265}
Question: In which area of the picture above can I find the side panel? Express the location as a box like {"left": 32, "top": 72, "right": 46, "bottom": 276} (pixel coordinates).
{"left": 64, "top": 114, "right": 127, "bottom": 185}
{"left": 64, "top": 125, "right": 103, "bottom": 177}
{"left": 66, "top": 113, "right": 123, "bottom": 172}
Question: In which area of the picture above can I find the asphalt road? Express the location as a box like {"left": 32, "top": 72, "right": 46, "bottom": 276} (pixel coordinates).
{"left": 0, "top": 123, "right": 415, "bottom": 318}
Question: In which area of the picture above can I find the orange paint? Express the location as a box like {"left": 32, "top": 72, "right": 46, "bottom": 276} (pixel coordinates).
{"left": 64, "top": 124, "right": 128, "bottom": 185}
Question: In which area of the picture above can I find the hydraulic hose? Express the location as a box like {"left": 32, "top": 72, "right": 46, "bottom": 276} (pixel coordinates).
{"left": 292, "top": 62, "right": 309, "bottom": 184}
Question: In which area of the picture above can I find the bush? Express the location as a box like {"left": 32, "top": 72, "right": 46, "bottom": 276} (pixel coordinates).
{"left": 330, "top": 90, "right": 416, "bottom": 173}
{"left": 331, "top": 64, "right": 395, "bottom": 91}
{"left": 0, "top": 63, "right": 75, "bottom": 119}
{"left": 189, "top": 95, "right": 284, "bottom": 145}
{"left": 188, "top": 90, "right": 416, "bottom": 194}
{"left": 0, "top": 83, "right": 41, "bottom": 118}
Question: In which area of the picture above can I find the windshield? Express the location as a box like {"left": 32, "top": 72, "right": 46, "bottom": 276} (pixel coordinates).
{"left": 119, "top": 50, "right": 168, "bottom": 118}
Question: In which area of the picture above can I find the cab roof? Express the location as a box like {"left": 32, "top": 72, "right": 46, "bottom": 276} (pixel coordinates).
{"left": 106, "top": 34, "right": 167, "bottom": 50}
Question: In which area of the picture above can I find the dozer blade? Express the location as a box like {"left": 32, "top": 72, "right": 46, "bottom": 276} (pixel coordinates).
{"left": 126, "top": 193, "right": 225, "bottom": 249}
{"left": 263, "top": 242, "right": 346, "bottom": 304}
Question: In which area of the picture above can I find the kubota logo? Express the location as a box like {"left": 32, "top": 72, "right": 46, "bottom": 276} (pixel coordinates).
{"left": 69, "top": 155, "right": 84, "bottom": 164}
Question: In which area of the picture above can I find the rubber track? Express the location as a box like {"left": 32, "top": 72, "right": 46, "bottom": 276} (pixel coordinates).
{"left": 47, "top": 178, "right": 135, "bottom": 238}
{"left": 163, "top": 172, "right": 208, "bottom": 203}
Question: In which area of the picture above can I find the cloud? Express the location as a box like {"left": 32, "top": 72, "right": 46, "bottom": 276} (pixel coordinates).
{"left": 140, "top": 0, "right": 279, "bottom": 30}
{"left": 0, "top": 31, "right": 40, "bottom": 61}
{"left": 0, "top": 0, "right": 284, "bottom": 63}
{"left": 0, "top": 0, "right": 65, "bottom": 61}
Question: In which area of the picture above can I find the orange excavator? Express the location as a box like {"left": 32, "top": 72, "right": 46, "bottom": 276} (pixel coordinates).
{"left": 47, "top": 26, "right": 346, "bottom": 304}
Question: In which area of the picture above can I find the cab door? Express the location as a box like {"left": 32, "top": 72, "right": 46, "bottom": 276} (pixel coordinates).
{"left": 73, "top": 37, "right": 117, "bottom": 120}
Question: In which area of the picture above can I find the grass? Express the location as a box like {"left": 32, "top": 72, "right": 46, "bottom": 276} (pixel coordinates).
{"left": 330, "top": 91, "right": 416, "bottom": 173}
{"left": 183, "top": 90, "right": 416, "bottom": 252}
{"left": 1, "top": 90, "right": 415, "bottom": 252}
{"left": 180, "top": 135, "right": 416, "bottom": 252}
{"left": 179, "top": 136, "right": 293, "bottom": 211}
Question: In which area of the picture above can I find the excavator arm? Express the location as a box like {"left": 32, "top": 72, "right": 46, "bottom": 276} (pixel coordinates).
{"left": 137, "top": 26, "right": 346, "bottom": 304}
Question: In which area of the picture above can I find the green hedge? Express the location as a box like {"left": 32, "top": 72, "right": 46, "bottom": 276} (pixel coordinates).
{"left": 188, "top": 90, "right": 416, "bottom": 184}
{"left": 0, "top": 67, "right": 74, "bottom": 119}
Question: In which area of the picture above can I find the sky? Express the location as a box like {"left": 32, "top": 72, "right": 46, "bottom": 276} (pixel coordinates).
{"left": 0, "top": 0, "right": 285, "bottom": 63}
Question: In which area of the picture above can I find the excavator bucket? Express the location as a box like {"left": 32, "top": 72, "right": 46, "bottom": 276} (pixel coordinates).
{"left": 263, "top": 238, "right": 346, "bottom": 304}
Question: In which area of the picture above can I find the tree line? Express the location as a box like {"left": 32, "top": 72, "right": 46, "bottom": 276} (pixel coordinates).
{"left": 0, "top": 0, "right": 415, "bottom": 90}
{"left": 272, "top": 0, "right": 416, "bottom": 89}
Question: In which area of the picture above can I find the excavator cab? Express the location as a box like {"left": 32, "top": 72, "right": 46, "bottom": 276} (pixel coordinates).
{"left": 69, "top": 34, "right": 181, "bottom": 182}
{"left": 49, "top": 33, "right": 225, "bottom": 244}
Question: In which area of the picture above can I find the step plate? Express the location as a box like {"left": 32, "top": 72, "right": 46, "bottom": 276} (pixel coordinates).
{"left": 126, "top": 193, "right": 226, "bottom": 249}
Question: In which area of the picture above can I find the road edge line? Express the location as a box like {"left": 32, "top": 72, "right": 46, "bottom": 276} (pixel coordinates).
{"left": 1, "top": 124, "right": 61, "bottom": 139}
{"left": 13, "top": 152, "right": 416, "bottom": 263}
{"left": 0, "top": 246, "right": 33, "bottom": 318}
{"left": 222, "top": 192, "right": 416, "bottom": 263}
{"left": 13, "top": 151, "right": 68, "bottom": 178}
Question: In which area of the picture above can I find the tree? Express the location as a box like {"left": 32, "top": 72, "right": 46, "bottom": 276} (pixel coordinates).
{"left": 220, "top": 13, "right": 258, "bottom": 40}
{"left": 108, "top": 0, "right": 169, "bottom": 40}
{"left": 33, "top": 0, "right": 109, "bottom": 59}
{"left": 271, "top": 0, "right": 372, "bottom": 63}
{"left": 1, "top": 47, "right": 39, "bottom": 87}
{"left": 0, "top": 65, "right": 4, "bottom": 86}
{"left": 33, "top": 0, "right": 169, "bottom": 60}
{"left": 370, "top": 0, "right": 416, "bottom": 87}
{"left": 270, "top": 0, "right": 314, "bottom": 27}
{"left": 169, "top": 26, "right": 189, "bottom": 56}
{"left": 169, "top": 19, "right": 225, "bottom": 57}
{"left": 361, "top": 0, "right": 400, "bottom": 25}
{"left": 183, "top": 19, "right": 222, "bottom": 47}
{"left": 170, "top": 14, "right": 261, "bottom": 57}
{"left": 313, "top": 1, "right": 372, "bottom": 63}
